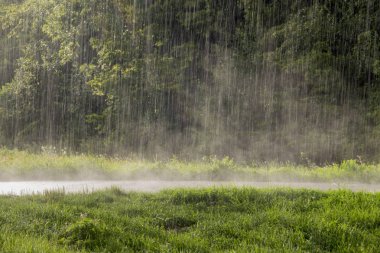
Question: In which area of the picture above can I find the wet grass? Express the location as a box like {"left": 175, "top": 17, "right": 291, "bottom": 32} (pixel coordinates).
{"left": 0, "top": 187, "right": 379, "bottom": 252}
{"left": 1, "top": 148, "right": 380, "bottom": 182}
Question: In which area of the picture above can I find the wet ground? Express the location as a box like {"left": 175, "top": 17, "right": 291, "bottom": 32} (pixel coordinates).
{"left": 0, "top": 181, "right": 379, "bottom": 195}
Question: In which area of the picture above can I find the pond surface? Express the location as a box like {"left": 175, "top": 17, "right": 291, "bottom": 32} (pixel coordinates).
{"left": 0, "top": 181, "right": 379, "bottom": 195}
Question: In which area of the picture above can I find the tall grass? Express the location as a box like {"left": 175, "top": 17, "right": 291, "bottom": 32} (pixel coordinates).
{"left": 1, "top": 148, "right": 380, "bottom": 182}
{"left": 0, "top": 188, "right": 379, "bottom": 252}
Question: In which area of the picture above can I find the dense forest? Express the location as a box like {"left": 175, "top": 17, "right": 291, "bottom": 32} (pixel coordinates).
{"left": 0, "top": 0, "right": 379, "bottom": 163}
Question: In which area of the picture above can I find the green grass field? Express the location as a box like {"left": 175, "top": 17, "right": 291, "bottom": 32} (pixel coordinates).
{"left": 1, "top": 148, "right": 380, "bottom": 182}
{"left": 1, "top": 149, "right": 379, "bottom": 252}
{"left": 0, "top": 188, "right": 379, "bottom": 252}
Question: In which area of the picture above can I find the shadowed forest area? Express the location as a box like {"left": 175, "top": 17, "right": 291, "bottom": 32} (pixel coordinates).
{"left": 1, "top": 0, "right": 380, "bottom": 164}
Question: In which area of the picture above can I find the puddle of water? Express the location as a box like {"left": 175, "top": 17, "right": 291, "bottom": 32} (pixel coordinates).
{"left": 0, "top": 181, "right": 379, "bottom": 195}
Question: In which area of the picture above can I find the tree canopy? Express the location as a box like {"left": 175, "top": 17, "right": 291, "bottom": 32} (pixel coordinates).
{"left": 0, "top": 0, "right": 379, "bottom": 163}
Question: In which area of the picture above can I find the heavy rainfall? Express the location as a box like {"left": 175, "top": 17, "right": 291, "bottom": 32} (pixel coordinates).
{"left": 0, "top": 1, "right": 380, "bottom": 252}
{"left": 0, "top": 0, "right": 379, "bottom": 163}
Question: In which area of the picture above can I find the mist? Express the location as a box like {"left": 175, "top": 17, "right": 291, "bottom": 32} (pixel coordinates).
{"left": 0, "top": 0, "right": 379, "bottom": 165}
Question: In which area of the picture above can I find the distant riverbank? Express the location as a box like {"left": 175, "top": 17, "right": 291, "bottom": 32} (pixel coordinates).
{"left": 1, "top": 149, "right": 380, "bottom": 183}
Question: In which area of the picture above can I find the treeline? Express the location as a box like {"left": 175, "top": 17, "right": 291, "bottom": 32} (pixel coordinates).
{"left": 0, "top": 0, "right": 379, "bottom": 163}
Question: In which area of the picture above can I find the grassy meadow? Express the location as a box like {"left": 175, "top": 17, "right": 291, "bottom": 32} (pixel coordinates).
{"left": 0, "top": 188, "right": 379, "bottom": 252}
{"left": 0, "top": 148, "right": 380, "bottom": 182}
{"left": 1, "top": 149, "right": 380, "bottom": 252}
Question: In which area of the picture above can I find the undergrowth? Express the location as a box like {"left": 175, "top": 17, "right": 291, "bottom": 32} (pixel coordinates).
{"left": 0, "top": 148, "right": 380, "bottom": 182}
